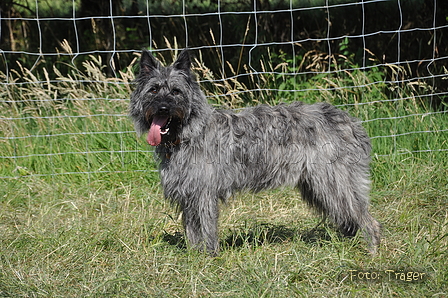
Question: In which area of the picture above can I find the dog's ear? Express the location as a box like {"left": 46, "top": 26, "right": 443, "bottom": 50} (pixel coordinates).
{"left": 140, "top": 50, "right": 160, "bottom": 76}
{"left": 173, "top": 49, "right": 191, "bottom": 72}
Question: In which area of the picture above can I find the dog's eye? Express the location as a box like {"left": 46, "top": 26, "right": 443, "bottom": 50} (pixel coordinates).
{"left": 172, "top": 89, "right": 181, "bottom": 96}
{"left": 149, "top": 87, "right": 158, "bottom": 94}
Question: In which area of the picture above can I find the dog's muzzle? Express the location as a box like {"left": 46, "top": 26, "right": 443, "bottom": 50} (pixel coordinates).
{"left": 146, "top": 105, "right": 181, "bottom": 146}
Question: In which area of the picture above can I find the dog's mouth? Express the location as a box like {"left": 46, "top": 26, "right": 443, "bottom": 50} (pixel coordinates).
{"left": 147, "top": 115, "right": 172, "bottom": 146}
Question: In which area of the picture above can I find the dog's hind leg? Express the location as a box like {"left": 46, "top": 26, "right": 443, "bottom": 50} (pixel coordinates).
{"left": 298, "top": 164, "right": 380, "bottom": 254}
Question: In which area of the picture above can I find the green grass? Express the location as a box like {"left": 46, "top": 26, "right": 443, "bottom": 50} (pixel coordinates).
{"left": 0, "top": 54, "right": 447, "bottom": 297}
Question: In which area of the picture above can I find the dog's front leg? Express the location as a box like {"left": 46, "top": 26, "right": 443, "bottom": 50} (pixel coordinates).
{"left": 182, "top": 195, "right": 219, "bottom": 256}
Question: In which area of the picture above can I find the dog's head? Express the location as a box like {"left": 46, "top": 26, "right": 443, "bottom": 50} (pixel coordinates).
{"left": 130, "top": 49, "right": 202, "bottom": 146}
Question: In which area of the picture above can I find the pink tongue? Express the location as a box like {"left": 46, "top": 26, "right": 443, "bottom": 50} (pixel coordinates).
{"left": 147, "top": 115, "right": 169, "bottom": 146}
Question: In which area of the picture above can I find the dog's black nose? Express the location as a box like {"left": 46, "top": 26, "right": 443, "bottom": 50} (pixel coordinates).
{"left": 158, "top": 106, "right": 169, "bottom": 115}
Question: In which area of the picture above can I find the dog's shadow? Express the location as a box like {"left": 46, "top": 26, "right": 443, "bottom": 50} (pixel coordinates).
{"left": 223, "top": 223, "right": 332, "bottom": 249}
{"left": 162, "top": 223, "right": 333, "bottom": 252}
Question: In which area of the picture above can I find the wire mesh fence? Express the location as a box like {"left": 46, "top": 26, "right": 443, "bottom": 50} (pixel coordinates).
{"left": 1, "top": 0, "right": 447, "bottom": 179}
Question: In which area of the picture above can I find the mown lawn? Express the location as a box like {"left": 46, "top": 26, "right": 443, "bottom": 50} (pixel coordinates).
{"left": 0, "top": 153, "right": 447, "bottom": 297}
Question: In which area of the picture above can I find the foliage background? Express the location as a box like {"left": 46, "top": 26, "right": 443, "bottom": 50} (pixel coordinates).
{"left": 1, "top": 0, "right": 447, "bottom": 91}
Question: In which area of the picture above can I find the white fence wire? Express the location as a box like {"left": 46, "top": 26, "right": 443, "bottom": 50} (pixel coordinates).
{"left": 0, "top": 0, "right": 447, "bottom": 179}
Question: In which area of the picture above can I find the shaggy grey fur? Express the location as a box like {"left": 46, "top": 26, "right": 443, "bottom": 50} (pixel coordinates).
{"left": 129, "top": 49, "right": 381, "bottom": 255}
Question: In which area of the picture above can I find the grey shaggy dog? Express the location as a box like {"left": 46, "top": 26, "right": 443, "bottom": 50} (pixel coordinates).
{"left": 129, "top": 49, "right": 381, "bottom": 255}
